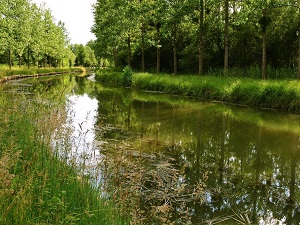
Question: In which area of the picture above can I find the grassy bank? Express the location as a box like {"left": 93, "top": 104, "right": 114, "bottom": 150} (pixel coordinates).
{"left": 0, "top": 65, "right": 83, "bottom": 79}
{"left": 96, "top": 69, "right": 300, "bottom": 112}
{"left": 0, "top": 86, "right": 126, "bottom": 224}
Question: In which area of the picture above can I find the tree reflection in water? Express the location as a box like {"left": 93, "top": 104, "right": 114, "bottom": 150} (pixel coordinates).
{"left": 92, "top": 86, "right": 300, "bottom": 224}
{"left": 14, "top": 75, "right": 299, "bottom": 224}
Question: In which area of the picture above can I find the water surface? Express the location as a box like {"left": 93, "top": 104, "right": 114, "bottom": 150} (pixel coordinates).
{"left": 3, "top": 74, "right": 300, "bottom": 224}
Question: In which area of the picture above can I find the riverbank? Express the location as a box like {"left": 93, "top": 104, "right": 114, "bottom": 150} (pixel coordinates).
{"left": 0, "top": 80, "right": 126, "bottom": 224}
{"left": 95, "top": 69, "right": 300, "bottom": 112}
{"left": 0, "top": 67, "right": 84, "bottom": 84}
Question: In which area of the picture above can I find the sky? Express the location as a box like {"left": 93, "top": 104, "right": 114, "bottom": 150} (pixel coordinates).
{"left": 31, "top": 0, "right": 97, "bottom": 45}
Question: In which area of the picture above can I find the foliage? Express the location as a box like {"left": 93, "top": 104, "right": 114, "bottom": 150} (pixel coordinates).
{"left": 92, "top": 0, "right": 300, "bottom": 77}
{"left": 0, "top": 0, "right": 76, "bottom": 68}
{"left": 122, "top": 66, "right": 133, "bottom": 87}
{"left": 71, "top": 44, "right": 97, "bottom": 67}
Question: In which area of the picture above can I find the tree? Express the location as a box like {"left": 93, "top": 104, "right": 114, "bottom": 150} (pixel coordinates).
{"left": 92, "top": 0, "right": 129, "bottom": 67}
{"left": 1, "top": 0, "right": 29, "bottom": 68}
{"left": 224, "top": 0, "right": 229, "bottom": 75}
{"left": 199, "top": 0, "right": 204, "bottom": 75}
{"left": 92, "top": 0, "right": 300, "bottom": 77}
{"left": 71, "top": 44, "right": 97, "bottom": 67}
{"left": 249, "top": 0, "right": 277, "bottom": 79}
{"left": 297, "top": 0, "right": 300, "bottom": 79}
{"left": 164, "top": 0, "right": 188, "bottom": 75}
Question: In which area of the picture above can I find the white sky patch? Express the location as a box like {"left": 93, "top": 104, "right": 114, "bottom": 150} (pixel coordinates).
{"left": 31, "top": 0, "right": 96, "bottom": 45}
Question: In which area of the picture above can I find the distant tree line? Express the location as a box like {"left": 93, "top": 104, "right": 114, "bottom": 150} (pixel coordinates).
{"left": 0, "top": 0, "right": 76, "bottom": 68}
{"left": 71, "top": 43, "right": 97, "bottom": 67}
{"left": 0, "top": 0, "right": 97, "bottom": 68}
{"left": 92, "top": 0, "right": 300, "bottom": 78}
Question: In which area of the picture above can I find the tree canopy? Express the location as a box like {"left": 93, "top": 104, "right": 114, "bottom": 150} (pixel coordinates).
{"left": 0, "top": 0, "right": 76, "bottom": 68}
{"left": 92, "top": 0, "right": 300, "bottom": 78}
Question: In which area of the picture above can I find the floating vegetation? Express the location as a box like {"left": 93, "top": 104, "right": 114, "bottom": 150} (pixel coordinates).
{"left": 98, "top": 136, "right": 207, "bottom": 224}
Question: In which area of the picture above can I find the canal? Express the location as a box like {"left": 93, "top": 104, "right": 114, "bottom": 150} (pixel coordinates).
{"left": 3, "top": 73, "right": 300, "bottom": 224}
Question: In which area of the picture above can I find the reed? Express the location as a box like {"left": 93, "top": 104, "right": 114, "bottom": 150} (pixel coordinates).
{"left": 0, "top": 87, "right": 126, "bottom": 224}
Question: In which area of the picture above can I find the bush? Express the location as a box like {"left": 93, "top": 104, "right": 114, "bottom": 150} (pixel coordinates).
{"left": 122, "top": 66, "right": 133, "bottom": 87}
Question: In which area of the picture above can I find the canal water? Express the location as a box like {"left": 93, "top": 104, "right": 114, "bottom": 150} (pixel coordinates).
{"left": 3, "top": 74, "right": 300, "bottom": 224}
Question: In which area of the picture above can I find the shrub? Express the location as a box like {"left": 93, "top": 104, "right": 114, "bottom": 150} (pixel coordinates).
{"left": 122, "top": 66, "right": 133, "bottom": 87}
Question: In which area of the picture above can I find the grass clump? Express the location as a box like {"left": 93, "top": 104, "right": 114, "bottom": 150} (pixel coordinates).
{"left": 0, "top": 88, "right": 126, "bottom": 224}
{"left": 95, "top": 68, "right": 300, "bottom": 112}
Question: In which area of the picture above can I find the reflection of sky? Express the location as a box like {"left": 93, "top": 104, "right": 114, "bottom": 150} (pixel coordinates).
{"left": 67, "top": 93, "right": 100, "bottom": 166}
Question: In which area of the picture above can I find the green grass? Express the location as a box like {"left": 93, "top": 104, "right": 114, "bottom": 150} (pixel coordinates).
{"left": 0, "top": 86, "right": 127, "bottom": 224}
{"left": 95, "top": 68, "right": 300, "bottom": 112}
{"left": 208, "top": 66, "right": 297, "bottom": 79}
{"left": 0, "top": 65, "right": 83, "bottom": 78}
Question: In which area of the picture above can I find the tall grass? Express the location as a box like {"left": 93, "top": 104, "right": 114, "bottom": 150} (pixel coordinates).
{"left": 0, "top": 87, "right": 126, "bottom": 224}
{"left": 95, "top": 68, "right": 300, "bottom": 112}
{"left": 208, "top": 66, "right": 297, "bottom": 79}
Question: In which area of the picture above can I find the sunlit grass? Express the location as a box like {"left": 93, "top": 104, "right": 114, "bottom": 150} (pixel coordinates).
{"left": 95, "top": 68, "right": 300, "bottom": 112}
{"left": 0, "top": 64, "right": 83, "bottom": 78}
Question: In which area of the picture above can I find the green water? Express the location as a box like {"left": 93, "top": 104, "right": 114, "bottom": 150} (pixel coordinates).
{"left": 3, "top": 74, "right": 300, "bottom": 224}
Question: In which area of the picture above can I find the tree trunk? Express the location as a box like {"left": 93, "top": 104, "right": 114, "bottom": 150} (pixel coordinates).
{"left": 37, "top": 52, "right": 39, "bottom": 68}
{"left": 9, "top": 49, "right": 12, "bottom": 70}
{"left": 44, "top": 55, "right": 46, "bottom": 68}
{"left": 127, "top": 32, "right": 131, "bottom": 67}
{"left": 156, "top": 25, "right": 161, "bottom": 73}
{"left": 198, "top": 0, "right": 204, "bottom": 76}
{"left": 297, "top": 34, "right": 300, "bottom": 80}
{"left": 262, "top": 10, "right": 267, "bottom": 79}
{"left": 27, "top": 45, "right": 30, "bottom": 69}
{"left": 113, "top": 48, "right": 118, "bottom": 67}
{"left": 141, "top": 23, "right": 145, "bottom": 73}
{"left": 139, "top": 0, "right": 145, "bottom": 72}
{"left": 298, "top": 9, "right": 300, "bottom": 79}
{"left": 173, "top": 22, "right": 178, "bottom": 75}
{"left": 224, "top": 0, "right": 229, "bottom": 76}
{"left": 19, "top": 55, "right": 22, "bottom": 68}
